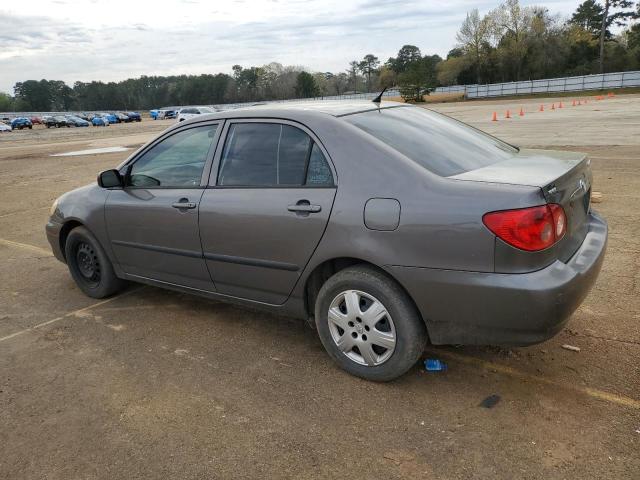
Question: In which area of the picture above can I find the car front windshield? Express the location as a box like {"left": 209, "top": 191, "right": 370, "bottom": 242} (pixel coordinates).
{"left": 343, "top": 106, "right": 518, "bottom": 177}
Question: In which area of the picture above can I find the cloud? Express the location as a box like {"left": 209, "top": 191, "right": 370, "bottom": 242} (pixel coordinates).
{"left": 0, "top": 0, "right": 581, "bottom": 93}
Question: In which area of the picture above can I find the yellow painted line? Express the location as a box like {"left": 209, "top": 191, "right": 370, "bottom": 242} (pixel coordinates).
{"left": 0, "top": 287, "right": 144, "bottom": 343}
{"left": 0, "top": 238, "right": 53, "bottom": 257}
{"left": 428, "top": 349, "right": 640, "bottom": 410}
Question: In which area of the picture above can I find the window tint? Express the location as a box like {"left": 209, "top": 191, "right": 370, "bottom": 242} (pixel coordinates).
{"left": 218, "top": 123, "right": 333, "bottom": 187}
{"left": 129, "top": 125, "right": 217, "bottom": 188}
{"left": 306, "top": 143, "right": 333, "bottom": 186}
{"left": 343, "top": 107, "right": 518, "bottom": 177}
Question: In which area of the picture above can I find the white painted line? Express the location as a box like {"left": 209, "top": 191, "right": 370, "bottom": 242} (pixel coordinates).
{"left": 51, "top": 146, "right": 130, "bottom": 157}
{"left": 0, "top": 287, "right": 144, "bottom": 343}
{"left": 0, "top": 238, "right": 53, "bottom": 256}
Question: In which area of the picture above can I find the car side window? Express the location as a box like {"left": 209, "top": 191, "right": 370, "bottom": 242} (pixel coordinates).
{"left": 217, "top": 123, "right": 333, "bottom": 187}
{"left": 129, "top": 125, "right": 217, "bottom": 188}
{"left": 306, "top": 143, "right": 333, "bottom": 186}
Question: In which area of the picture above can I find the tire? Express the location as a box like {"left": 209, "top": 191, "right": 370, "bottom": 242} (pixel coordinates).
{"left": 314, "top": 265, "right": 427, "bottom": 382}
{"left": 65, "top": 226, "right": 126, "bottom": 298}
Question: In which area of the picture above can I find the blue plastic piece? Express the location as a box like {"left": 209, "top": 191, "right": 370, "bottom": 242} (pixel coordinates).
{"left": 424, "top": 359, "right": 447, "bottom": 371}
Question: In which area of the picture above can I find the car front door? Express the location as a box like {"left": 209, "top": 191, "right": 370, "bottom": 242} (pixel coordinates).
{"left": 199, "top": 120, "right": 337, "bottom": 304}
{"left": 105, "top": 122, "right": 221, "bottom": 291}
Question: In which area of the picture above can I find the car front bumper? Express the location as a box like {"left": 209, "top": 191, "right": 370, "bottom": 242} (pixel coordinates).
{"left": 45, "top": 219, "right": 66, "bottom": 263}
{"left": 386, "top": 212, "right": 608, "bottom": 346}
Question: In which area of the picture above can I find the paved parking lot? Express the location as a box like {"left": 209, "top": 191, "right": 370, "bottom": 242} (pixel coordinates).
{"left": 1, "top": 96, "right": 639, "bottom": 479}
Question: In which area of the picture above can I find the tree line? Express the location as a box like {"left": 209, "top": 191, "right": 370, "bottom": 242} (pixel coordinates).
{"left": 1, "top": 0, "right": 638, "bottom": 112}
{"left": 439, "top": 0, "right": 639, "bottom": 86}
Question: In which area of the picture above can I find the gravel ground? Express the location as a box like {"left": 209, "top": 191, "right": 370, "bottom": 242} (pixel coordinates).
{"left": 1, "top": 97, "right": 639, "bottom": 479}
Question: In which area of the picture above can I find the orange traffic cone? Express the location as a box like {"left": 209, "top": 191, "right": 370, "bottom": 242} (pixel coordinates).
{"left": 491, "top": 111, "right": 497, "bottom": 121}
{"left": 559, "top": 101, "right": 563, "bottom": 108}
{"left": 572, "top": 100, "right": 576, "bottom": 106}
{"left": 519, "top": 107, "right": 524, "bottom": 116}
{"left": 539, "top": 104, "right": 544, "bottom": 112}
{"left": 505, "top": 110, "right": 511, "bottom": 119}
{"left": 551, "top": 103, "right": 555, "bottom": 110}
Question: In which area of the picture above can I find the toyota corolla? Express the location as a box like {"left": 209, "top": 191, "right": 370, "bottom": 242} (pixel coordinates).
{"left": 46, "top": 101, "right": 607, "bottom": 381}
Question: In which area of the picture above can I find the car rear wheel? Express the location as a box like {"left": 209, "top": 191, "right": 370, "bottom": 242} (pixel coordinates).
{"left": 65, "top": 226, "right": 126, "bottom": 298}
{"left": 315, "top": 265, "right": 426, "bottom": 381}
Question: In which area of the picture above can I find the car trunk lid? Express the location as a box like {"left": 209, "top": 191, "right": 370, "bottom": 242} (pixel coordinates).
{"left": 451, "top": 149, "right": 592, "bottom": 262}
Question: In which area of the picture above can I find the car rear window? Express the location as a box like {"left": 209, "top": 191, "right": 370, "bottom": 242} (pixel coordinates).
{"left": 343, "top": 106, "right": 517, "bottom": 177}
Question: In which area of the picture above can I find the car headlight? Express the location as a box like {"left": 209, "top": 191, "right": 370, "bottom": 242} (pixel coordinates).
{"left": 50, "top": 197, "right": 60, "bottom": 216}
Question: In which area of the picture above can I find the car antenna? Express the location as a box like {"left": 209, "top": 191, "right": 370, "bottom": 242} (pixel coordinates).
{"left": 372, "top": 86, "right": 387, "bottom": 105}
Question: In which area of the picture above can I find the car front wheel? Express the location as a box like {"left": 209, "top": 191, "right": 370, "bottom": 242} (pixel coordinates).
{"left": 315, "top": 265, "right": 426, "bottom": 382}
{"left": 65, "top": 226, "right": 126, "bottom": 298}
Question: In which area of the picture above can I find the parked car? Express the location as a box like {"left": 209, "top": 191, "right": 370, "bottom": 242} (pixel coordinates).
{"left": 44, "top": 116, "right": 70, "bottom": 128}
{"left": 159, "top": 109, "right": 177, "bottom": 119}
{"left": 0, "top": 122, "right": 11, "bottom": 132}
{"left": 124, "top": 111, "right": 142, "bottom": 122}
{"left": 11, "top": 117, "right": 33, "bottom": 130}
{"left": 177, "top": 106, "right": 216, "bottom": 122}
{"left": 65, "top": 115, "right": 90, "bottom": 127}
{"left": 149, "top": 109, "right": 159, "bottom": 120}
{"left": 45, "top": 101, "right": 607, "bottom": 382}
{"left": 101, "top": 113, "right": 119, "bottom": 124}
{"left": 76, "top": 113, "right": 90, "bottom": 121}
{"left": 30, "top": 116, "right": 43, "bottom": 125}
{"left": 92, "top": 116, "right": 110, "bottom": 127}
{"left": 115, "top": 112, "right": 130, "bottom": 122}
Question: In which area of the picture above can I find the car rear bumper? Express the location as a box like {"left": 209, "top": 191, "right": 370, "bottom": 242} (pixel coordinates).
{"left": 386, "top": 212, "right": 608, "bottom": 346}
{"left": 45, "top": 219, "right": 66, "bottom": 263}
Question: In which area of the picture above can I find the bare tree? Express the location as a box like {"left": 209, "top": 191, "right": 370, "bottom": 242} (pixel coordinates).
{"left": 358, "top": 54, "right": 380, "bottom": 92}
{"left": 488, "top": 0, "right": 534, "bottom": 81}
{"left": 347, "top": 61, "right": 360, "bottom": 92}
{"left": 598, "top": 0, "right": 636, "bottom": 73}
{"left": 456, "top": 9, "right": 491, "bottom": 83}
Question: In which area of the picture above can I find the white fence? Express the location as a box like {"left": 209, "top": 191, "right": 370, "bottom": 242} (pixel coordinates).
{"left": 439, "top": 71, "right": 640, "bottom": 99}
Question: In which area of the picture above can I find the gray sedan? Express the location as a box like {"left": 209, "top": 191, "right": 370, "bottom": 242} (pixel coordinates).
{"left": 46, "top": 101, "right": 607, "bottom": 381}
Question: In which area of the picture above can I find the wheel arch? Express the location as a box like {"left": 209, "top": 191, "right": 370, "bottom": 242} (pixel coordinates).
{"left": 303, "top": 257, "right": 429, "bottom": 338}
{"left": 58, "top": 219, "right": 85, "bottom": 261}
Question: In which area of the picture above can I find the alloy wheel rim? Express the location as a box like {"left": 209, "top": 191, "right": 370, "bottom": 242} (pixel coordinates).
{"left": 76, "top": 242, "right": 101, "bottom": 287}
{"left": 327, "top": 290, "right": 396, "bottom": 367}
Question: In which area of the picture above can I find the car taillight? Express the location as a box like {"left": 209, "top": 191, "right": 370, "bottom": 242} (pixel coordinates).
{"left": 483, "top": 204, "right": 567, "bottom": 252}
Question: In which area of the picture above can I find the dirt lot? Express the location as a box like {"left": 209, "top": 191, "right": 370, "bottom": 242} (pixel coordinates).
{"left": 1, "top": 97, "right": 639, "bottom": 479}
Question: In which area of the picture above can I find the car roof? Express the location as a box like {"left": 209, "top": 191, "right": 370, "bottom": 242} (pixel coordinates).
{"left": 239, "top": 100, "right": 406, "bottom": 117}
{"left": 180, "top": 100, "right": 410, "bottom": 126}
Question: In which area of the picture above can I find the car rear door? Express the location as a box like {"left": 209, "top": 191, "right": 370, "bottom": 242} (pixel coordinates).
{"left": 105, "top": 122, "right": 221, "bottom": 291}
{"left": 199, "top": 119, "right": 337, "bottom": 304}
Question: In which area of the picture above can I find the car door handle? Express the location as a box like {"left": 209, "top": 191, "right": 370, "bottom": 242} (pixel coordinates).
{"left": 172, "top": 201, "right": 197, "bottom": 209}
{"left": 288, "top": 202, "right": 321, "bottom": 213}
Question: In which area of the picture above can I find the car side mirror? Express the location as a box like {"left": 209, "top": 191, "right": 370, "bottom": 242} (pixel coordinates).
{"left": 97, "top": 169, "right": 123, "bottom": 188}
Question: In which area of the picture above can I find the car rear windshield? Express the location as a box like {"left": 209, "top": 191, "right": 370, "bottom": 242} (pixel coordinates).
{"left": 343, "top": 106, "right": 518, "bottom": 177}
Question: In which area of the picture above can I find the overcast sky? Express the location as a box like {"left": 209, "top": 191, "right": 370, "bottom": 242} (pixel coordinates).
{"left": 0, "top": 0, "right": 583, "bottom": 94}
